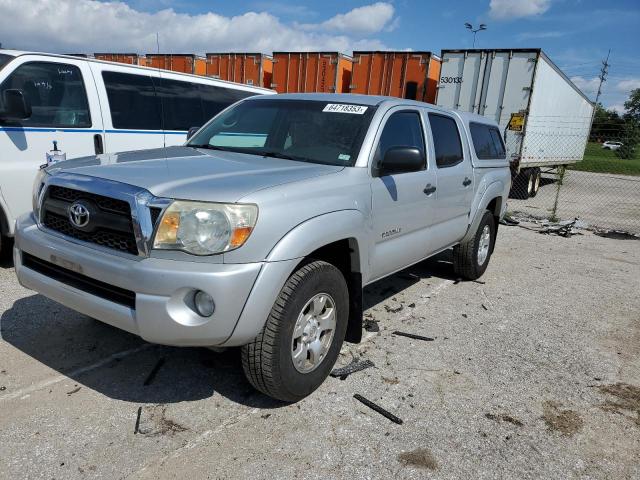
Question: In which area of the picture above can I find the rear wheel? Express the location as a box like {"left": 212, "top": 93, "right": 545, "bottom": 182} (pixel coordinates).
{"left": 510, "top": 169, "right": 531, "bottom": 200}
{"left": 241, "top": 260, "right": 349, "bottom": 402}
{"left": 453, "top": 210, "right": 496, "bottom": 280}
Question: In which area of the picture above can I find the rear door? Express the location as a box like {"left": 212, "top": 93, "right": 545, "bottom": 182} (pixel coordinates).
{"left": 369, "top": 107, "right": 437, "bottom": 281}
{"left": 427, "top": 111, "right": 473, "bottom": 246}
{"left": 0, "top": 56, "right": 103, "bottom": 227}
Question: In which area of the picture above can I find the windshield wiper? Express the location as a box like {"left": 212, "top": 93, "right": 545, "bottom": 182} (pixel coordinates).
{"left": 260, "top": 150, "right": 308, "bottom": 162}
{"left": 187, "top": 144, "right": 232, "bottom": 151}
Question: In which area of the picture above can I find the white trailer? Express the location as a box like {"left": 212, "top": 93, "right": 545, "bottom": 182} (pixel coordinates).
{"left": 436, "top": 49, "right": 594, "bottom": 199}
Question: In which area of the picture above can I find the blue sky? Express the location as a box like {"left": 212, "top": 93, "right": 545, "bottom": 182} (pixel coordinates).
{"left": 1, "top": 0, "right": 638, "bottom": 111}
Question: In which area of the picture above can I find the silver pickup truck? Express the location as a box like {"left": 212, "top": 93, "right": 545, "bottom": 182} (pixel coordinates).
{"left": 14, "top": 93, "right": 510, "bottom": 401}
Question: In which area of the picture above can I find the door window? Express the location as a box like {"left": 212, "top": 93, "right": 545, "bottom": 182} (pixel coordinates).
{"left": 200, "top": 84, "right": 254, "bottom": 122}
{"left": 376, "top": 111, "right": 426, "bottom": 167}
{"left": 470, "top": 122, "right": 506, "bottom": 159}
{"left": 428, "top": 113, "right": 463, "bottom": 168}
{"left": 102, "top": 71, "right": 162, "bottom": 130}
{"left": 154, "top": 77, "right": 203, "bottom": 131}
{"left": 0, "top": 61, "right": 91, "bottom": 127}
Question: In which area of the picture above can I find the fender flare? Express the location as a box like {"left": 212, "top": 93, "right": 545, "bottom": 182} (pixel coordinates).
{"left": 224, "top": 210, "right": 369, "bottom": 346}
{"left": 461, "top": 181, "right": 505, "bottom": 244}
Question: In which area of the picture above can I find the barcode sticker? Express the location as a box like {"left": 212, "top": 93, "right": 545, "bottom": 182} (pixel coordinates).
{"left": 323, "top": 104, "right": 368, "bottom": 114}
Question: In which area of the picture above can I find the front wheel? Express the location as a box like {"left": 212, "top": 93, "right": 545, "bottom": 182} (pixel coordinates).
{"left": 241, "top": 260, "right": 349, "bottom": 402}
{"left": 452, "top": 210, "right": 496, "bottom": 280}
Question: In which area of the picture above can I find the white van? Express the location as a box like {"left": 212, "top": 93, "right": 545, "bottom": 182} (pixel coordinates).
{"left": 0, "top": 50, "right": 274, "bottom": 253}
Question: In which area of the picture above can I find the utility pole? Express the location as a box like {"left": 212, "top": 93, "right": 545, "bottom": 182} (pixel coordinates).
{"left": 594, "top": 49, "right": 610, "bottom": 106}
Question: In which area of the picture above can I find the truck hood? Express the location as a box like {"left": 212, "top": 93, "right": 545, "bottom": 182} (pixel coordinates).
{"left": 48, "top": 146, "right": 344, "bottom": 202}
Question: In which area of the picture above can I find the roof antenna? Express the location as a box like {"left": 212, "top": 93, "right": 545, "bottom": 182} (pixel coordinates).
{"left": 155, "top": 32, "right": 167, "bottom": 148}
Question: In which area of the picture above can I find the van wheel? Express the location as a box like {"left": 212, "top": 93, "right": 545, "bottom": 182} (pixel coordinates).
{"left": 529, "top": 168, "right": 541, "bottom": 197}
{"left": 241, "top": 260, "right": 349, "bottom": 402}
{"left": 453, "top": 211, "right": 496, "bottom": 280}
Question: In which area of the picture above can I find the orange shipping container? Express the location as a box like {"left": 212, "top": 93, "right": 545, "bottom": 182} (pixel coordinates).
{"left": 271, "top": 52, "right": 352, "bottom": 94}
{"left": 94, "top": 53, "right": 141, "bottom": 65}
{"left": 206, "top": 53, "right": 273, "bottom": 89}
{"left": 350, "top": 51, "right": 441, "bottom": 103}
{"left": 145, "top": 54, "right": 207, "bottom": 75}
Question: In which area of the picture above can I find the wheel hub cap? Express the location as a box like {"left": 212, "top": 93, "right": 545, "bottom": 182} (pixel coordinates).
{"left": 291, "top": 293, "right": 337, "bottom": 373}
{"left": 477, "top": 225, "right": 491, "bottom": 266}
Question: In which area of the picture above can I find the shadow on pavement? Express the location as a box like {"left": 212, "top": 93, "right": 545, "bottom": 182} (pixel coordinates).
{"left": 0, "top": 251, "right": 458, "bottom": 407}
{"left": 0, "top": 237, "right": 15, "bottom": 269}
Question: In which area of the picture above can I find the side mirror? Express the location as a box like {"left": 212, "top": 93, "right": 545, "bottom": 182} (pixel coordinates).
{"left": 378, "top": 147, "right": 424, "bottom": 176}
{"left": 0, "top": 89, "right": 32, "bottom": 121}
{"left": 186, "top": 126, "right": 199, "bottom": 140}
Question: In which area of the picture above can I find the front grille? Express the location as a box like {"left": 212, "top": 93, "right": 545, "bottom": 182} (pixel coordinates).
{"left": 22, "top": 252, "right": 136, "bottom": 309}
{"left": 41, "top": 186, "right": 138, "bottom": 255}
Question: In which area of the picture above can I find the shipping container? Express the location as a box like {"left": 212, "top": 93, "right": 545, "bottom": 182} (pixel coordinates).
{"left": 271, "top": 52, "right": 352, "bottom": 94}
{"left": 206, "top": 53, "right": 273, "bottom": 88}
{"left": 350, "top": 51, "right": 441, "bottom": 103}
{"left": 94, "top": 53, "right": 141, "bottom": 65}
{"left": 436, "top": 49, "right": 594, "bottom": 198}
{"left": 145, "top": 54, "right": 207, "bottom": 75}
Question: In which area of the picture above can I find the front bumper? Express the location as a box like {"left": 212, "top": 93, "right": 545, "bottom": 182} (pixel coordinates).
{"left": 15, "top": 213, "right": 270, "bottom": 347}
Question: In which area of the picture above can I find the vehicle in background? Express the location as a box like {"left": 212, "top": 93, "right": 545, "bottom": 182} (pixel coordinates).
{"left": 602, "top": 140, "right": 623, "bottom": 150}
{"left": 145, "top": 54, "right": 207, "bottom": 76}
{"left": 436, "top": 49, "right": 594, "bottom": 199}
{"left": 271, "top": 52, "right": 352, "bottom": 93}
{"left": 206, "top": 52, "right": 273, "bottom": 89}
{"left": 15, "top": 93, "right": 510, "bottom": 401}
{"left": 350, "top": 51, "right": 441, "bottom": 103}
{"left": 0, "top": 50, "right": 274, "bottom": 254}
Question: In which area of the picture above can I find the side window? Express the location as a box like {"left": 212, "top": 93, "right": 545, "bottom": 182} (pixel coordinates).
{"left": 102, "top": 71, "right": 161, "bottom": 130}
{"left": 489, "top": 127, "right": 506, "bottom": 158}
{"left": 154, "top": 78, "right": 203, "bottom": 131}
{"left": 428, "top": 113, "right": 463, "bottom": 168}
{"left": 200, "top": 85, "right": 254, "bottom": 122}
{"left": 0, "top": 61, "right": 91, "bottom": 128}
{"left": 377, "top": 111, "right": 425, "bottom": 166}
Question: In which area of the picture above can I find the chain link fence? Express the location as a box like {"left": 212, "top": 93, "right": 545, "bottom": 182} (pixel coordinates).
{"left": 506, "top": 115, "right": 640, "bottom": 235}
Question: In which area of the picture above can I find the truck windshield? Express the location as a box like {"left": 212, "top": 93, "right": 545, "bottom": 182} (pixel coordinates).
{"left": 187, "top": 99, "right": 377, "bottom": 166}
{"left": 0, "top": 54, "right": 13, "bottom": 72}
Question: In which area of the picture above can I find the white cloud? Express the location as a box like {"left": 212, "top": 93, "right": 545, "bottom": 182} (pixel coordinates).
{"left": 608, "top": 104, "right": 627, "bottom": 115}
{"left": 517, "top": 30, "right": 565, "bottom": 41}
{"left": 571, "top": 76, "right": 600, "bottom": 96}
{"left": 489, "top": 0, "right": 551, "bottom": 20}
{"left": 298, "top": 2, "right": 396, "bottom": 35}
{"left": 0, "top": 0, "right": 391, "bottom": 55}
{"left": 615, "top": 79, "right": 640, "bottom": 92}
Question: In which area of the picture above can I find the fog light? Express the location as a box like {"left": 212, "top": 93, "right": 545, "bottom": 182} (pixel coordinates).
{"left": 194, "top": 290, "right": 215, "bottom": 317}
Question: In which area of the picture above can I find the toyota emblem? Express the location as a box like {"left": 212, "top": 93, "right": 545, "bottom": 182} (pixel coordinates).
{"left": 68, "top": 202, "right": 90, "bottom": 228}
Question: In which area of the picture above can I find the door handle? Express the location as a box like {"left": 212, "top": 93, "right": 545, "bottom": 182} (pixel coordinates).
{"left": 423, "top": 184, "right": 436, "bottom": 195}
{"left": 94, "top": 134, "right": 104, "bottom": 155}
{"left": 463, "top": 177, "right": 472, "bottom": 187}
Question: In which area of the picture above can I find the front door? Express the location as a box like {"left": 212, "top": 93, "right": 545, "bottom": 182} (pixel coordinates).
{"left": 369, "top": 108, "right": 437, "bottom": 282}
{"left": 0, "top": 57, "right": 104, "bottom": 228}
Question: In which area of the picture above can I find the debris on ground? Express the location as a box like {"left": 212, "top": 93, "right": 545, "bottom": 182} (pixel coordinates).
{"left": 392, "top": 331, "right": 435, "bottom": 342}
{"left": 539, "top": 219, "right": 582, "bottom": 238}
{"left": 382, "top": 377, "right": 400, "bottom": 385}
{"left": 66, "top": 386, "right": 81, "bottom": 396}
{"left": 134, "top": 407, "right": 142, "bottom": 435}
{"left": 500, "top": 216, "right": 520, "bottom": 226}
{"left": 542, "top": 401, "right": 583, "bottom": 436}
{"left": 384, "top": 303, "right": 404, "bottom": 313}
{"left": 330, "top": 359, "right": 375, "bottom": 380}
{"left": 143, "top": 358, "right": 166, "bottom": 386}
{"left": 363, "top": 318, "right": 380, "bottom": 333}
{"left": 481, "top": 304, "right": 488, "bottom": 310}
{"left": 485, "top": 413, "right": 524, "bottom": 427}
{"left": 408, "top": 303, "right": 416, "bottom": 308}
{"left": 0, "top": 386, "right": 6, "bottom": 391}
{"left": 397, "top": 448, "right": 438, "bottom": 470}
{"left": 353, "top": 394, "right": 403, "bottom": 425}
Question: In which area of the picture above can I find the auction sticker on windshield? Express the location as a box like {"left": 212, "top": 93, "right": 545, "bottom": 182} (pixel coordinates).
{"left": 323, "top": 104, "right": 368, "bottom": 114}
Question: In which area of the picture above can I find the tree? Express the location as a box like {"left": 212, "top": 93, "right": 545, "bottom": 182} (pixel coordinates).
{"left": 624, "top": 88, "right": 640, "bottom": 121}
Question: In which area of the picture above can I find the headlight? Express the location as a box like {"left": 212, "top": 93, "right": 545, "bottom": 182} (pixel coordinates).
{"left": 153, "top": 201, "right": 258, "bottom": 255}
{"left": 32, "top": 165, "right": 48, "bottom": 215}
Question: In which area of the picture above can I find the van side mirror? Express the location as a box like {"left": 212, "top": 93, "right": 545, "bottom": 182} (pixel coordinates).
{"left": 377, "top": 147, "right": 424, "bottom": 176}
{"left": 187, "top": 127, "right": 199, "bottom": 140}
{"left": 0, "top": 89, "right": 32, "bottom": 121}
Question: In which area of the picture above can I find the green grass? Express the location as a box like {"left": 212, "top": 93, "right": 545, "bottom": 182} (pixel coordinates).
{"left": 569, "top": 142, "right": 640, "bottom": 176}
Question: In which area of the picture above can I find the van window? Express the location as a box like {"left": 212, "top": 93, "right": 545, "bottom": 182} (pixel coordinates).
{"left": 0, "top": 54, "right": 13, "bottom": 72}
{"left": 154, "top": 77, "right": 203, "bottom": 131}
{"left": 0, "top": 61, "right": 91, "bottom": 128}
{"left": 102, "top": 71, "right": 162, "bottom": 130}
{"left": 377, "top": 111, "right": 425, "bottom": 166}
{"left": 428, "top": 113, "right": 463, "bottom": 168}
{"left": 200, "top": 84, "right": 253, "bottom": 122}
{"left": 470, "top": 122, "right": 506, "bottom": 159}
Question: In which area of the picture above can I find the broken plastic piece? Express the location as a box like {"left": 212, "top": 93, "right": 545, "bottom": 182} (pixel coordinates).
{"left": 392, "top": 331, "right": 435, "bottom": 342}
{"left": 134, "top": 407, "right": 142, "bottom": 434}
{"left": 353, "top": 394, "right": 403, "bottom": 425}
{"left": 330, "top": 359, "right": 375, "bottom": 380}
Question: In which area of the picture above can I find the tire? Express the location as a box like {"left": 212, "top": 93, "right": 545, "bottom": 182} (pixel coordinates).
{"left": 529, "top": 168, "right": 541, "bottom": 198}
{"left": 241, "top": 260, "right": 349, "bottom": 402}
{"left": 510, "top": 169, "right": 531, "bottom": 200}
{"left": 453, "top": 210, "right": 496, "bottom": 280}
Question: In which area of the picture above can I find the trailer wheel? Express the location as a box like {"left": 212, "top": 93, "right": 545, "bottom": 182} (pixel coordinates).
{"left": 452, "top": 210, "right": 496, "bottom": 280}
{"left": 510, "top": 169, "right": 531, "bottom": 200}
{"left": 529, "top": 168, "right": 541, "bottom": 197}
